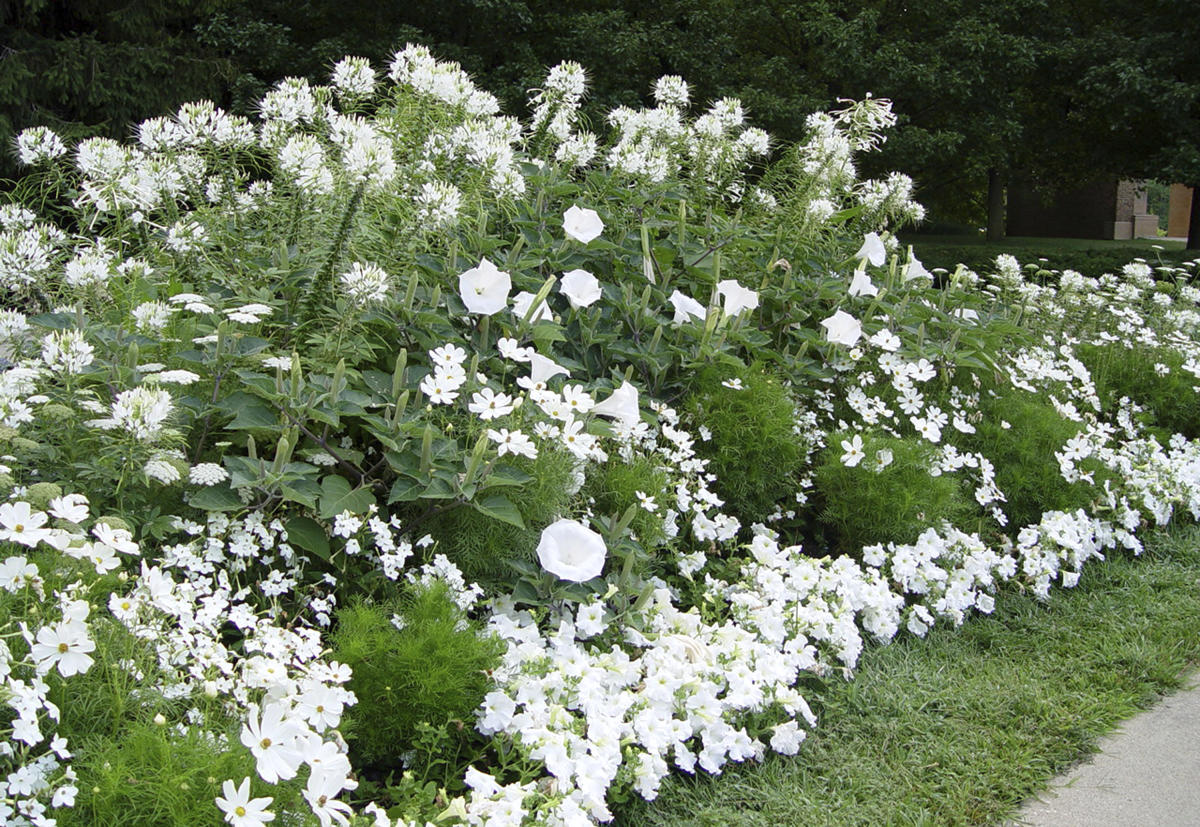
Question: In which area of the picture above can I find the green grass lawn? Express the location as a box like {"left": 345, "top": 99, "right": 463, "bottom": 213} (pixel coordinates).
{"left": 899, "top": 235, "right": 1196, "bottom": 275}
{"left": 616, "top": 526, "right": 1200, "bottom": 827}
{"left": 903, "top": 235, "right": 1187, "bottom": 251}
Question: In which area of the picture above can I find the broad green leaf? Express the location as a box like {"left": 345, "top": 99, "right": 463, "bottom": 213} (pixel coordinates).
{"left": 318, "top": 475, "right": 375, "bottom": 519}
{"left": 286, "top": 516, "right": 331, "bottom": 562}
{"left": 473, "top": 495, "right": 525, "bottom": 529}
{"left": 189, "top": 484, "right": 244, "bottom": 512}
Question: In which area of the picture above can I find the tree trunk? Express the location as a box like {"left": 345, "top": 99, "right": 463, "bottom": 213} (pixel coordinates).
{"left": 1188, "top": 184, "right": 1200, "bottom": 250}
{"left": 987, "top": 168, "right": 1005, "bottom": 242}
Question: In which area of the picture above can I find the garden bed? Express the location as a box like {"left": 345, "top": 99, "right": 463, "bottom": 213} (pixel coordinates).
{"left": 3, "top": 48, "right": 1200, "bottom": 827}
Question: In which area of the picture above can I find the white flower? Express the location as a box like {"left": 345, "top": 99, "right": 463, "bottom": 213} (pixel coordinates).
{"left": 669, "top": 290, "right": 707, "bottom": 323}
{"left": 537, "top": 518, "right": 606, "bottom": 582}
{"left": 855, "top": 232, "right": 887, "bottom": 267}
{"left": 716, "top": 279, "right": 759, "bottom": 317}
{"left": 848, "top": 268, "right": 878, "bottom": 298}
{"left": 820, "top": 309, "right": 863, "bottom": 346}
{"left": 903, "top": 253, "right": 931, "bottom": 282}
{"left": 458, "top": 259, "right": 512, "bottom": 316}
{"left": 241, "top": 702, "right": 305, "bottom": 784}
{"left": 560, "top": 269, "right": 602, "bottom": 308}
{"left": 0, "top": 502, "right": 52, "bottom": 547}
{"left": 869, "top": 329, "right": 901, "bottom": 352}
{"left": 340, "top": 261, "right": 390, "bottom": 306}
{"left": 216, "top": 777, "right": 275, "bottom": 827}
{"left": 511, "top": 291, "right": 553, "bottom": 322}
{"left": 469, "top": 388, "right": 516, "bottom": 421}
{"left": 840, "top": 434, "right": 865, "bottom": 467}
{"left": 190, "top": 463, "right": 230, "bottom": 486}
{"left": 873, "top": 448, "right": 894, "bottom": 472}
{"left": 31, "top": 620, "right": 95, "bottom": 677}
{"left": 487, "top": 428, "right": 538, "bottom": 459}
{"left": 592, "top": 381, "right": 640, "bottom": 425}
{"left": 562, "top": 205, "right": 604, "bottom": 243}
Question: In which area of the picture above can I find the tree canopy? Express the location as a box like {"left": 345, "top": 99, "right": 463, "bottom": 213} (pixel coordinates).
{"left": 3, "top": 0, "right": 1197, "bottom": 241}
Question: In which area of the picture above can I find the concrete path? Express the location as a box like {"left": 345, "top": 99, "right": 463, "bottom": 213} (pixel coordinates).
{"left": 1012, "top": 675, "right": 1200, "bottom": 826}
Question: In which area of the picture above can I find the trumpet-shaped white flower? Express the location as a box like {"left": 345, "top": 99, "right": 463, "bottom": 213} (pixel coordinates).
{"left": 821, "top": 309, "right": 863, "bottom": 346}
{"left": 560, "top": 269, "right": 602, "bottom": 308}
{"left": 563, "top": 205, "right": 604, "bottom": 243}
{"left": 512, "top": 290, "right": 554, "bottom": 322}
{"left": 669, "top": 289, "right": 707, "bottom": 323}
{"left": 855, "top": 232, "right": 887, "bottom": 267}
{"left": 716, "top": 279, "right": 759, "bottom": 317}
{"left": 458, "top": 259, "right": 512, "bottom": 315}
{"left": 592, "top": 381, "right": 640, "bottom": 425}
{"left": 537, "top": 518, "right": 606, "bottom": 582}
{"left": 848, "top": 268, "right": 878, "bottom": 298}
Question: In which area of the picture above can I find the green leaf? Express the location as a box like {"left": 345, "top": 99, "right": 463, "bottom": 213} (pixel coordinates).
{"left": 484, "top": 464, "right": 534, "bottom": 488}
{"left": 188, "top": 483, "right": 244, "bottom": 512}
{"left": 218, "top": 391, "right": 280, "bottom": 431}
{"left": 280, "top": 479, "right": 321, "bottom": 509}
{"left": 388, "top": 477, "right": 423, "bottom": 503}
{"left": 286, "top": 516, "right": 331, "bottom": 562}
{"left": 472, "top": 495, "right": 526, "bottom": 529}
{"left": 318, "top": 475, "right": 375, "bottom": 519}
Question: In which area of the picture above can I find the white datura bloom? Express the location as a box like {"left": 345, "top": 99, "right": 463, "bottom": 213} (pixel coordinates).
{"left": 848, "top": 268, "right": 878, "bottom": 298}
{"left": 458, "top": 258, "right": 512, "bottom": 315}
{"left": 716, "top": 279, "right": 759, "bottom": 317}
{"left": 903, "top": 253, "right": 932, "bottom": 283}
{"left": 537, "top": 518, "right": 607, "bottom": 582}
{"left": 855, "top": 232, "right": 887, "bottom": 267}
{"left": 820, "top": 309, "right": 863, "bottom": 346}
{"left": 559, "top": 269, "right": 602, "bottom": 308}
{"left": 562, "top": 204, "right": 604, "bottom": 243}
{"left": 591, "top": 380, "right": 640, "bottom": 425}
{"left": 668, "top": 289, "right": 707, "bottom": 323}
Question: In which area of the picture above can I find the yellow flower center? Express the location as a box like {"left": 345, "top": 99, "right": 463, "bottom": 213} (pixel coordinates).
{"left": 260, "top": 737, "right": 271, "bottom": 749}
{"left": 58, "top": 642, "right": 69, "bottom": 653}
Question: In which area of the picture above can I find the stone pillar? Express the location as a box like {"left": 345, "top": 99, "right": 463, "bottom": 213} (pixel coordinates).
{"left": 1168, "top": 185, "right": 1193, "bottom": 238}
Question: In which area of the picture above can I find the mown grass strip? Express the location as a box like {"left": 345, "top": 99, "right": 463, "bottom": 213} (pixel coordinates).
{"left": 617, "top": 525, "right": 1200, "bottom": 826}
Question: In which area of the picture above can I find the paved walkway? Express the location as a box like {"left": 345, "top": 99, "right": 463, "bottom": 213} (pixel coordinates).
{"left": 1012, "top": 675, "right": 1200, "bottom": 826}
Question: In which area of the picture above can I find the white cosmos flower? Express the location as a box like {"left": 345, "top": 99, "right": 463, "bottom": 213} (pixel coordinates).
{"left": 591, "top": 380, "right": 640, "bottom": 425}
{"left": 537, "top": 518, "right": 607, "bottom": 581}
{"left": 716, "top": 279, "right": 759, "bottom": 317}
{"left": 840, "top": 434, "right": 865, "bottom": 467}
{"left": 216, "top": 777, "right": 275, "bottom": 827}
{"left": 848, "top": 268, "right": 878, "bottom": 298}
{"left": 668, "top": 289, "right": 707, "bottom": 323}
{"left": 562, "top": 205, "right": 604, "bottom": 243}
{"left": 560, "top": 269, "right": 602, "bottom": 308}
{"left": 31, "top": 620, "right": 95, "bottom": 677}
{"left": 820, "top": 309, "right": 863, "bottom": 346}
{"left": 870, "top": 329, "right": 902, "bottom": 352}
{"left": 458, "top": 259, "right": 512, "bottom": 315}
{"left": 855, "top": 232, "right": 887, "bottom": 267}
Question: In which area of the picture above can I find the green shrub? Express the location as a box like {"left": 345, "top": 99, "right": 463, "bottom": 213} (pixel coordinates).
{"left": 1077, "top": 343, "right": 1200, "bottom": 440}
{"left": 685, "top": 363, "right": 807, "bottom": 525}
{"left": 423, "top": 446, "right": 578, "bottom": 583}
{"left": 583, "top": 453, "right": 670, "bottom": 547}
{"left": 331, "top": 581, "right": 502, "bottom": 782}
{"left": 965, "top": 390, "right": 1101, "bottom": 530}
{"left": 814, "top": 433, "right": 974, "bottom": 554}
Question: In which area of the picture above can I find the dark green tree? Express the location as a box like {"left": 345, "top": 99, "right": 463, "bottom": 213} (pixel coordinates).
{"left": 0, "top": 0, "right": 234, "bottom": 179}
